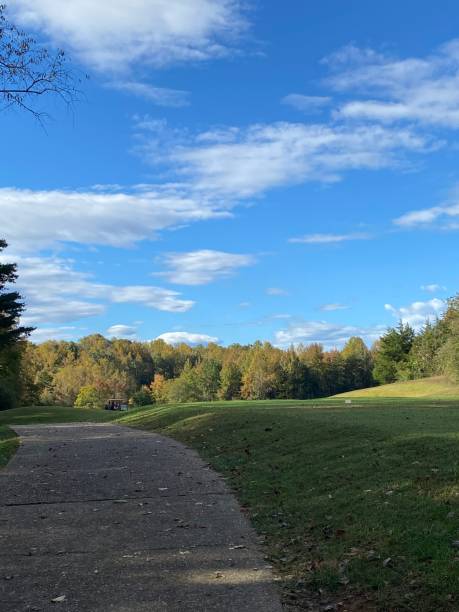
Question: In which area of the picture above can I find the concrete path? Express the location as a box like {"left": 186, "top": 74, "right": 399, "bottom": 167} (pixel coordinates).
{"left": 0, "top": 424, "right": 282, "bottom": 612}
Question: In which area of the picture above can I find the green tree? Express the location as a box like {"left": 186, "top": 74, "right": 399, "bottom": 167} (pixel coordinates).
{"left": 342, "top": 337, "right": 374, "bottom": 390}
{"left": 373, "top": 322, "right": 415, "bottom": 384}
{"left": 219, "top": 361, "right": 242, "bottom": 400}
{"left": 166, "top": 361, "right": 202, "bottom": 403}
{"left": 196, "top": 358, "right": 221, "bottom": 401}
{"left": 241, "top": 344, "right": 280, "bottom": 399}
{"left": 437, "top": 295, "right": 459, "bottom": 382}
{"left": 0, "top": 240, "right": 33, "bottom": 350}
{"left": 0, "top": 240, "right": 34, "bottom": 409}
{"left": 74, "top": 385, "right": 102, "bottom": 409}
{"left": 130, "top": 387, "right": 153, "bottom": 407}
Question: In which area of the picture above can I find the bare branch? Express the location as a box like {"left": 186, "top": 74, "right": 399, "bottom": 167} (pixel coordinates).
{"left": 0, "top": 4, "right": 82, "bottom": 120}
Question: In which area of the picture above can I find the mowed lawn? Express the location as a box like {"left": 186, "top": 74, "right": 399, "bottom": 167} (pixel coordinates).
{"left": 3, "top": 400, "right": 459, "bottom": 610}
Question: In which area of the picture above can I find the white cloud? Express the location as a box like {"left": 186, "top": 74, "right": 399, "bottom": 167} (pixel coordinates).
{"left": 289, "top": 232, "right": 371, "bottom": 244}
{"left": 169, "top": 122, "right": 429, "bottom": 197}
{"left": 3, "top": 254, "right": 194, "bottom": 326}
{"left": 158, "top": 249, "right": 255, "bottom": 285}
{"left": 0, "top": 186, "right": 229, "bottom": 251}
{"left": 30, "top": 327, "right": 83, "bottom": 343}
{"left": 327, "top": 40, "right": 459, "bottom": 128}
{"left": 111, "top": 286, "right": 193, "bottom": 312}
{"left": 275, "top": 320, "right": 383, "bottom": 349}
{"left": 106, "top": 324, "right": 138, "bottom": 338}
{"left": 11, "top": 0, "right": 247, "bottom": 72}
{"left": 384, "top": 298, "right": 445, "bottom": 329}
{"left": 394, "top": 201, "right": 459, "bottom": 229}
{"left": 421, "top": 284, "right": 446, "bottom": 293}
{"left": 266, "top": 287, "right": 289, "bottom": 296}
{"left": 320, "top": 303, "right": 349, "bottom": 312}
{"left": 281, "top": 94, "right": 332, "bottom": 112}
{"left": 107, "top": 81, "right": 190, "bottom": 107}
{"left": 156, "top": 331, "right": 219, "bottom": 345}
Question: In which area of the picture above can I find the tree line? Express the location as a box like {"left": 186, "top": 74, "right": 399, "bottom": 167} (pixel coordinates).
{"left": 372, "top": 295, "right": 459, "bottom": 385}
{"left": 14, "top": 334, "right": 374, "bottom": 408}
{"left": 2, "top": 238, "right": 459, "bottom": 410}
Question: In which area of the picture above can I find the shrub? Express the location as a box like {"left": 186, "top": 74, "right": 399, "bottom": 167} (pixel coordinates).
{"left": 74, "top": 385, "right": 102, "bottom": 409}
{"left": 130, "top": 387, "right": 153, "bottom": 407}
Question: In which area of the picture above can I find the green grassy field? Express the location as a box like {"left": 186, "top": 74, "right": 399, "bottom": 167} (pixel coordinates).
{"left": 3, "top": 399, "right": 459, "bottom": 610}
{"left": 336, "top": 376, "right": 459, "bottom": 399}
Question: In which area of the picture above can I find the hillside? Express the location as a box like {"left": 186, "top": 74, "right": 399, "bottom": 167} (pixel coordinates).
{"left": 335, "top": 375, "right": 459, "bottom": 398}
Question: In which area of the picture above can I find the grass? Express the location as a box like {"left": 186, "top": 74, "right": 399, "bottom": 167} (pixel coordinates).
{"left": 3, "top": 399, "right": 459, "bottom": 610}
{"left": 0, "top": 425, "right": 19, "bottom": 468}
{"left": 336, "top": 376, "right": 459, "bottom": 399}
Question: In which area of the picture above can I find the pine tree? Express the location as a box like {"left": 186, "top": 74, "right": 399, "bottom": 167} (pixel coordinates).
{"left": 0, "top": 240, "right": 34, "bottom": 350}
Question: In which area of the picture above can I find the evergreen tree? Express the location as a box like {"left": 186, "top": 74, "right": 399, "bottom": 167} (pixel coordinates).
{"left": 0, "top": 241, "right": 34, "bottom": 409}
{"left": 373, "top": 322, "right": 415, "bottom": 384}
{"left": 0, "top": 240, "right": 33, "bottom": 350}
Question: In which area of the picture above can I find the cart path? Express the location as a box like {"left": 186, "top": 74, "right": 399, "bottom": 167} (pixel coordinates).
{"left": 0, "top": 423, "right": 282, "bottom": 612}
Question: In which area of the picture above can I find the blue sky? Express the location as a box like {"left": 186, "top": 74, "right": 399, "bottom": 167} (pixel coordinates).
{"left": 2, "top": 0, "right": 459, "bottom": 347}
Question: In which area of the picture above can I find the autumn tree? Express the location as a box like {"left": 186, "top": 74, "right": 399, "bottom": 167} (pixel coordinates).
{"left": 219, "top": 361, "right": 242, "bottom": 400}
{"left": 150, "top": 373, "right": 168, "bottom": 404}
{"left": 341, "top": 337, "right": 374, "bottom": 390}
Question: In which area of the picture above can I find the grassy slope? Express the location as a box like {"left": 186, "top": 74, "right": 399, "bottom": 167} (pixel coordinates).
{"left": 3, "top": 400, "right": 459, "bottom": 610}
{"left": 119, "top": 399, "right": 459, "bottom": 611}
{"left": 336, "top": 376, "right": 459, "bottom": 399}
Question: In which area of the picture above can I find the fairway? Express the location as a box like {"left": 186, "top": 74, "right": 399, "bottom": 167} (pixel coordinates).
{"left": 2, "top": 399, "right": 459, "bottom": 611}
{"left": 336, "top": 376, "right": 459, "bottom": 399}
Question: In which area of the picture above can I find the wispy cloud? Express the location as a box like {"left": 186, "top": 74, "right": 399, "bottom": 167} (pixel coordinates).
{"left": 385, "top": 298, "right": 445, "bottom": 329}
{"left": 0, "top": 186, "right": 229, "bottom": 251}
{"left": 266, "top": 287, "right": 289, "bottom": 296}
{"left": 275, "top": 319, "right": 383, "bottom": 348}
{"left": 166, "top": 122, "right": 429, "bottom": 197}
{"left": 327, "top": 40, "right": 459, "bottom": 129}
{"left": 281, "top": 94, "right": 331, "bottom": 113}
{"left": 2, "top": 255, "right": 195, "bottom": 327}
{"left": 107, "top": 81, "right": 190, "bottom": 107}
{"left": 11, "top": 0, "right": 248, "bottom": 72}
{"left": 106, "top": 324, "right": 138, "bottom": 338}
{"left": 394, "top": 201, "right": 459, "bottom": 229}
{"left": 30, "top": 326, "right": 84, "bottom": 343}
{"left": 289, "top": 232, "right": 371, "bottom": 244}
{"left": 421, "top": 284, "right": 446, "bottom": 293}
{"left": 156, "top": 331, "right": 219, "bottom": 345}
{"left": 158, "top": 250, "right": 256, "bottom": 285}
{"left": 320, "top": 303, "right": 349, "bottom": 311}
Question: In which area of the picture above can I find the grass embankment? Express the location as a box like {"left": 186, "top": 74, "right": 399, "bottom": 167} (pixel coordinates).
{"left": 336, "top": 375, "right": 459, "bottom": 399}
{"left": 120, "top": 399, "right": 459, "bottom": 611}
{"left": 3, "top": 399, "right": 459, "bottom": 610}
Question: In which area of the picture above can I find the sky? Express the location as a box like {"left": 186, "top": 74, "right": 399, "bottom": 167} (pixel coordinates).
{"left": 2, "top": 0, "right": 459, "bottom": 348}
